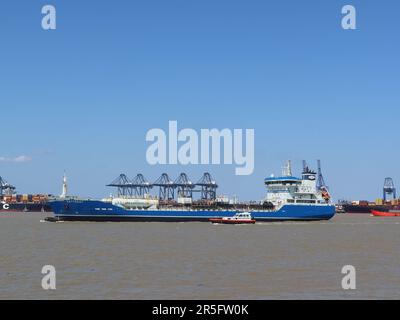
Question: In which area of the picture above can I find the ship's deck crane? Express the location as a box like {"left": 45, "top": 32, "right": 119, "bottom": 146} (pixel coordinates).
{"left": 316, "top": 160, "right": 331, "bottom": 202}
{"left": 383, "top": 177, "right": 396, "bottom": 201}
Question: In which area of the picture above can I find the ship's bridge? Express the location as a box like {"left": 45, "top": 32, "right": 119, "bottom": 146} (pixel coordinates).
{"left": 264, "top": 176, "right": 301, "bottom": 195}
{"left": 264, "top": 176, "right": 301, "bottom": 186}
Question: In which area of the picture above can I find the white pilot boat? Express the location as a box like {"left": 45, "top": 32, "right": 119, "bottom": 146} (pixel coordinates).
{"left": 209, "top": 212, "right": 256, "bottom": 224}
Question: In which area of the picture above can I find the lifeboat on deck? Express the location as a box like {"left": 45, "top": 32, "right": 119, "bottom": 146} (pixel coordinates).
{"left": 371, "top": 210, "right": 400, "bottom": 217}
{"left": 209, "top": 212, "right": 256, "bottom": 224}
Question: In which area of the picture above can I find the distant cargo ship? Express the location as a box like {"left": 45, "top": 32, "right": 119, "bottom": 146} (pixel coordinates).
{"left": 341, "top": 200, "right": 400, "bottom": 214}
{"left": 0, "top": 176, "right": 52, "bottom": 212}
{"left": 342, "top": 204, "right": 387, "bottom": 214}
{"left": 342, "top": 177, "right": 400, "bottom": 214}
{"left": 0, "top": 194, "right": 52, "bottom": 212}
{"left": 48, "top": 161, "right": 336, "bottom": 222}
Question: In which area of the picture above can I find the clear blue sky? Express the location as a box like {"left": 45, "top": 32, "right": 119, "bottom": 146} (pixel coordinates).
{"left": 0, "top": 0, "right": 399, "bottom": 201}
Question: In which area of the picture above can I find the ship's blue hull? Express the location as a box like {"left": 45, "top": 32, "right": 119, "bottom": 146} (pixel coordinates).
{"left": 49, "top": 199, "right": 336, "bottom": 222}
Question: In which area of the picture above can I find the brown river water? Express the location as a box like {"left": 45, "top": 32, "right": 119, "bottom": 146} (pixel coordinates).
{"left": 0, "top": 212, "right": 399, "bottom": 299}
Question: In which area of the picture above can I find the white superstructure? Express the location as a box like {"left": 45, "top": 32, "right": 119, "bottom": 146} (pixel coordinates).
{"left": 264, "top": 160, "right": 328, "bottom": 208}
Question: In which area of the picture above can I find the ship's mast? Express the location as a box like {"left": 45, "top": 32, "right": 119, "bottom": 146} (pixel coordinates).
{"left": 316, "top": 160, "right": 327, "bottom": 191}
{"left": 282, "top": 160, "right": 292, "bottom": 177}
{"left": 60, "top": 172, "right": 67, "bottom": 198}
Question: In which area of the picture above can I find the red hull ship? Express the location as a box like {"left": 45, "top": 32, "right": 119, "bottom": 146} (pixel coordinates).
{"left": 371, "top": 210, "right": 400, "bottom": 217}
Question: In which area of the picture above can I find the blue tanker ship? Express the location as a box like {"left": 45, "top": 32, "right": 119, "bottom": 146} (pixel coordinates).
{"left": 48, "top": 161, "right": 335, "bottom": 222}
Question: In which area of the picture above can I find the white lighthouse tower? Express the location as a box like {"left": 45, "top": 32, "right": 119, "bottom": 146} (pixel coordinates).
{"left": 60, "top": 172, "right": 68, "bottom": 198}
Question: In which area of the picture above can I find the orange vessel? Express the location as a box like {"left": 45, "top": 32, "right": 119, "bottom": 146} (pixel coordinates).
{"left": 371, "top": 210, "right": 400, "bottom": 217}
